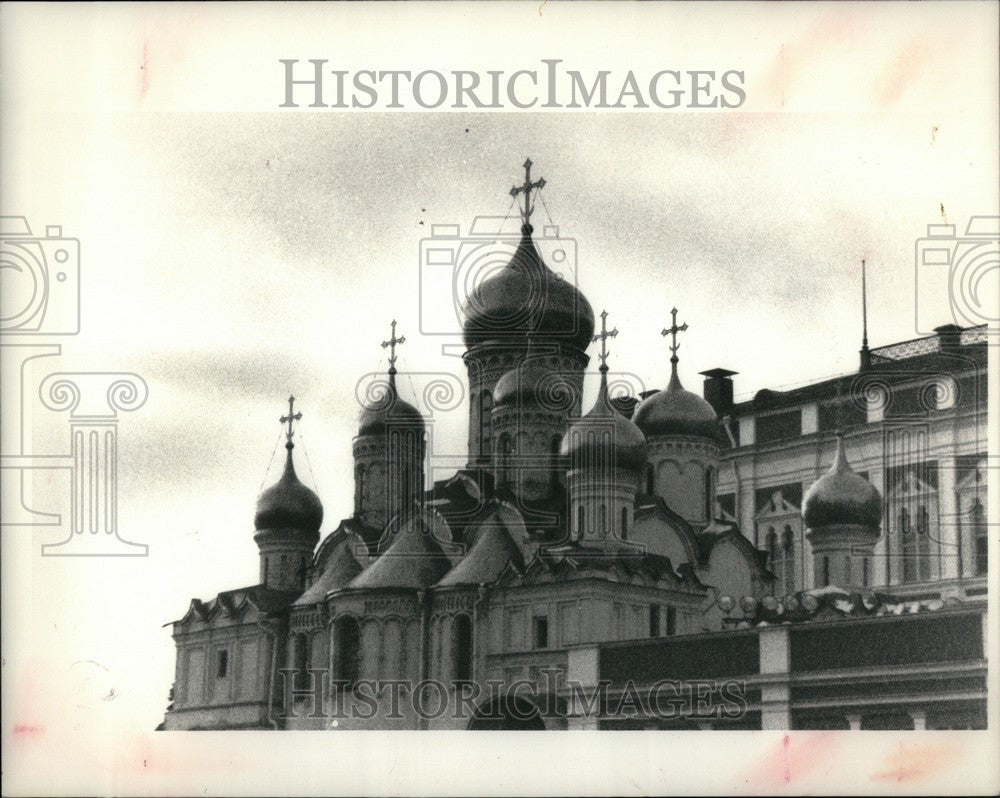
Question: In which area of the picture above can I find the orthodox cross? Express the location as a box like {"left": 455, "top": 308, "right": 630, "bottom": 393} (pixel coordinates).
{"left": 592, "top": 309, "right": 618, "bottom": 372}
{"left": 280, "top": 395, "right": 302, "bottom": 445}
{"left": 381, "top": 319, "right": 406, "bottom": 374}
{"left": 509, "top": 158, "right": 546, "bottom": 227}
{"left": 661, "top": 307, "right": 688, "bottom": 366}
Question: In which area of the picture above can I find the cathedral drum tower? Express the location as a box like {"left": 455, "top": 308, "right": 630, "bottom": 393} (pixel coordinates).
{"left": 461, "top": 160, "right": 594, "bottom": 470}
{"left": 632, "top": 308, "right": 725, "bottom": 528}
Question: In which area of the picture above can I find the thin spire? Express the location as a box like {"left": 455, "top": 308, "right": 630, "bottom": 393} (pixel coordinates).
{"left": 860, "top": 258, "right": 871, "bottom": 370}
{"left": 381, "top": 318, "right": 406, "bottom": 389}
{"left": 833, "top": 431, "right": 849, "bottom": 472}
{"left": 509, "top": 158, "right": 546, "bottom": 233}
{"left": 661, "top": 306, "right": 688, "bottom": 388}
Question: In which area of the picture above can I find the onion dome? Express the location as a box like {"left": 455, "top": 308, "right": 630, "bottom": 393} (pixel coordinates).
{"left": 561, "top": 361, "right": 647, "bottom": 472}
{"left": 347, "top": 514, "right": 452, "bottom": 590}
{"left": 254, "top": 445, "right": 323, "bottom": 536}
{"left": 461, "top": 223, "right": 594, "bottom": 352}
{"left": 493, "top": 344, "right": 574, "bottom": 410}
{"left": 357, "top": 363, "right": 425, "bottom": 437}
{"left": 633, "top": 329, "right": 721, "bottom": 440}
{"left": 803, "top": 436, "right": 882, "bottom": 529}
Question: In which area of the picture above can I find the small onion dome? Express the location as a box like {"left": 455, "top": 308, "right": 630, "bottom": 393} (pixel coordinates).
{"left": 633, "top": 367, "right": 720, "bottom": 440}
{"left": 357, "top": 372, "right": 425, "bottom": 437}
{"left": 561, "top": 370, "right": 647, "bottom": 472}
{"left": 802, "top": 437, "right": 882, "bottom": 529}
{"left": 254, "top": 446, "right": 323, "bottom": 535}
{"left": 461, "top": 224, "right": 595, "bottom": 352}
{"left": 493, "top": 356, "right": 574, "bottom": 411}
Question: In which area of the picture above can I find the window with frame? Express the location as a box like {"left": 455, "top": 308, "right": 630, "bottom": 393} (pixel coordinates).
{"left": 532, "top": 616, "right": 549, "bottom": 649}
{"left": 216, "top": 649, "right": 228, "bottom": 678}
{"left": 648, "top": 604, "right": 661, "bottom": 638}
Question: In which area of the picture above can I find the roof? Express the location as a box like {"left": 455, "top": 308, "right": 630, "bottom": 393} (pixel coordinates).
{"left": 294, "top": 533, "right": 366, "bottom": 606}
{"left": 728, "top": 328, "right": 987, "bottom": 417}
{"left": 173, "top": 584, "right": 299, "bottom": 626}
{"left": 437, "top": 519, "right": 525, "bottom": 588}
{"left": 347, "top": 513, "right": 453, "bottom": 591}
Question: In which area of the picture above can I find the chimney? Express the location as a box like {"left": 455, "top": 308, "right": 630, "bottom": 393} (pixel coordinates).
{"left": 700, "top": 368, "right": 737, "bottom": 415}
{"left": 934, "top": 324, "right": 963, "bottom": 354}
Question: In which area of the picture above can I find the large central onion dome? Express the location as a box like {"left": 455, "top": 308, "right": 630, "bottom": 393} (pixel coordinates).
{"left": 357, "top": 372, "right": 425, "bottom": 437}
{"left": 254, "top": 445, "right": 324, "bottom": 535}
{"left": 633, "top": 367, "right": 721, "bottom": 440}
{"left": 461, "top": 224, "right": 595, "bottom": 352}
{"left": 562, "top": 368, "right": 647, "bottom": 472}
{"left": 802, "top": 436, "right": 882, "bottom": 529}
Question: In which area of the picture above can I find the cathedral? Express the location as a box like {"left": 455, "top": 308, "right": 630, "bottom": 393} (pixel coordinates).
{"left": 162, "top": 162, "right": 989, "bottom": 731}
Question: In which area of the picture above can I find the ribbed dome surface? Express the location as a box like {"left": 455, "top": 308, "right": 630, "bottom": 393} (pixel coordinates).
{"left": 802, "top": 438, "right": 882, "bottom": 529}
{"left": 461, "top": 226, "right": 594, "bottom": 351}
{"left": 562, "top": 373, "right": 647, "bottom": 472}
{"left": 633, "top": 370, "right": 721, "bottom": 440}
{"left": 357, "top": 377, "right": 425, "bottom": 437}
{"left": 254, "top": 448, "right": 323, "bottom": 535}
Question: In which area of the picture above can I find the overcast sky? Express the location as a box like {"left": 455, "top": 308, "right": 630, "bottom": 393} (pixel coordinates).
{"left": 2, "top": 2, "right": 998, "bottom": 783}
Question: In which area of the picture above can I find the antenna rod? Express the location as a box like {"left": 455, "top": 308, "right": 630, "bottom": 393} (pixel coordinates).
{"left": 859, "top": 258, "right": 871, "bottom": 370}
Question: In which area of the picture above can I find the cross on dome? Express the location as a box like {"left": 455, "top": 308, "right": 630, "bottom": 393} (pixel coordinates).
{"left": 280, "top": 395, "right": 302, "bottom": 449}
{"left": 381, "top": 319, "right": 406, "bottom": 384}
{"left": 509, "top": 158, "right": 546, "bottom": 231}
{"left": 661, "top": 307, "right": 689, "bottom": 372}
{"left": 593, "top": 309, "right": 619, "bottom": 373}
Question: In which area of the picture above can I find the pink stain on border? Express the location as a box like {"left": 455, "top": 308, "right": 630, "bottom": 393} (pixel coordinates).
{"left": 140, "top": 40, "right": 149, "bottom": 97}
{"left": 744, "top": 732, "right": 842, "bottom": 787}
{"left": 870, "top": 741, "right": 958, "bottom": 783}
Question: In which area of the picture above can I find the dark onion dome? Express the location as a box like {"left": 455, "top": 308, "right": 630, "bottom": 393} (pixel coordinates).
{"left": 254, "top": 446, "right": 323, "bottom": 535}
{"left": 633, "top": 366, "right": 721, "bottom": 440}
{"left": 802, "top": 436, "right": 882, "bottom": 529}
{"left": 561, "top": 369, "right": 647, "bottom": 472}
{"left": 357, "top": 370, "right": 425, "bottom": 437}
{"left": 493, "top": 352, "right": 574, "bottom": 410}
{"left": 347, "top": 513, "right": 452, "bottom": 590}
{"left": 461, "top": 224, "right": 595, "bottom": 352}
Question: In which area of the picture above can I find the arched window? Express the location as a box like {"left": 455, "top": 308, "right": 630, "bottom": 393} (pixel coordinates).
{"left": 900, "top": 507, "right": 916, "bottom": 583}
{"left": 481, "top": 391, "right": 493, "bottom": 455}
{"left": 621, "top": 507, "right": 629, "bottom": 540}
{"left": 766, "top": 529, "right": 778, "bottom": 568}
{"left": 782, "top": 525, "right": 795, "bottom": 592}
{"left": 646, "top": 464, "right": 654, "bottom": 495}
{"left": 599, "top": 504, "right": 607, "bottom": 536}
{"left": 453, "top": 614, "right": 473, "bottom": 683}
{"left": 498, "top": 433, "right": 512, "bottom": 487}
{"left": 917, "top": 505, "right": 931, "bottom": 581}
{"left": 971, "top": 499, "right": 987, "bottom": 576}
{"left": 292, "top": 632, "right": 309, "bottom": 690}
{"left": 334, "top": 617, "right": 361, "bottom": 690}
{"left": 844, "top": 556, "right": 852, "bottom": 585}
{"left": 822, "top": 556, "right": 831, "bottom": 587}
{"left": 355, "top": 464, "right": 366, "bottom": 515}
{"left": 704, "top": 467, "right": 715, "bottom": 520}
{"left": 863, "top": 557, "right": 871, "bottom": 587}
{"left": 577, "top": 505, "right": 585, "bottom": 539}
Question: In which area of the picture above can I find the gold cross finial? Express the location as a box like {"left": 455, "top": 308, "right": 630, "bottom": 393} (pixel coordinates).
{"left": 280, "top": 395, "right": 302, "bottom": 446}
{"left": 381, "top": 319, "right": 406, "bottom": 376}
{"left": 509, "top": 158, "right": 546, "bottom": 229}
{"left": 592, "top": 309, "right": 618, "bottom": 372}
{"left": 661, "top": 307, "right": 689, "bottom": 366}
